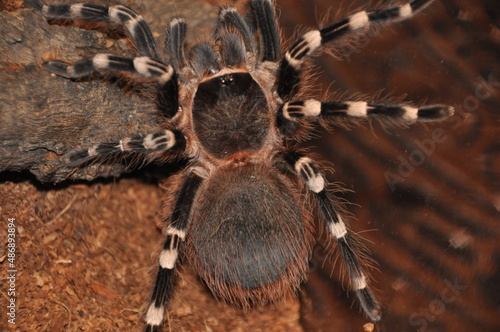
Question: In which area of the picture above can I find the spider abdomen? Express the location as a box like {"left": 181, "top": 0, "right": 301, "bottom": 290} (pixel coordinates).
{"left": 187, "top": 164, "right": 312, "bottom": 306}
{"left": 192, "top": 72, "right": 270, "bottom": 159}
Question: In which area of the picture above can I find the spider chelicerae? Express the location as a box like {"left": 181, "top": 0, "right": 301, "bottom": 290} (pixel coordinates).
{"left": 26, "top": 0, "right": 453, "bottom": 330}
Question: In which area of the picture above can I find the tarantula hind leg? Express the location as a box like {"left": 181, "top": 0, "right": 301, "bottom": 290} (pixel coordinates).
{"left": 145, "top": 172, "right": 203, "bottom": 332}
{"left": 63, "top": 130, "right": 185, "bottom": 167}
{"left": 280, "top": 151, "right": 382, "bottom": 321}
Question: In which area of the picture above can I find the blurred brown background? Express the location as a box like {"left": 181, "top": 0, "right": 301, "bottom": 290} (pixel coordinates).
{"left": 1, "top": 0, "right": 499, "bottom": 331}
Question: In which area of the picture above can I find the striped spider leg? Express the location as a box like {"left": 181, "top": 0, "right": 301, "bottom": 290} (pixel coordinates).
{"left": 280, "top": 99, "right": 453, "bottom": 124}
{"left": 145, "top": 171, "right": 203, "bottom": 332}
{"left": 64, "top": 130, "right": 185, "bottom": 166}
{"left": 279, "top": 151, "right": 381, "bottom": 321}
{"left": 278, "top": 0, "right": 441, "bottom": 100}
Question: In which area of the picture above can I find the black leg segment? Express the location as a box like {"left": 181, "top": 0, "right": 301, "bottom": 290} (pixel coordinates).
{"left": 250, "top": 0, "right": 280, "bottom": 62}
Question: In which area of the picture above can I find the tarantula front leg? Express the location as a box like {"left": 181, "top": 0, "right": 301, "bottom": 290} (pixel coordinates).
{"left": 26, "top": 0, "right": 159, "bottom": 59}
{"left": 280, "top": 98, "right": 454, "bottom": 124}
{"left": 145, "top": 172, "right": 204, "bottom": 332}
{"left": 45, "top": 54, "right": 179, "bottom": 118}
{"left": 45, "top": 54, "right": 172, "bottom": 80}
{"left": 277, "top": 0, "right": 436, "bottom": 99}
{"left": 279, "top": 151, "right": 382, "bottom": 322}
{"left": 64, "top": 129, "right": 185, "bottom": 166}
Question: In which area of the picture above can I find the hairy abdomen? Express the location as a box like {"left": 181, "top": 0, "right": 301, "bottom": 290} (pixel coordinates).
{"left": 187, "top": 163, "right": 312, "bottom": 307}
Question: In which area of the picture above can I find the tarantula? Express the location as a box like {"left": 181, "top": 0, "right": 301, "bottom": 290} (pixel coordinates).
{"left": 27, "top": 0, "right": 452, "bottom": 330}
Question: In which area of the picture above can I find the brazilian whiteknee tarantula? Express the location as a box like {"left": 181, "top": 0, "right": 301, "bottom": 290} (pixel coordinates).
{"left": 27, "top": 0, "right": 453, "bottom": 330}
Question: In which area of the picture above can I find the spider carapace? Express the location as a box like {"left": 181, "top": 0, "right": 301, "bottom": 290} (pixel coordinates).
{"left": 26, "top": 0, "right": 453, "bottom": 330}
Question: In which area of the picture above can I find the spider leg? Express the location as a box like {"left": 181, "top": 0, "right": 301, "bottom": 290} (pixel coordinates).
{"left": 145, "top": 172, "right": 203, "bottom": 332}
{"left": 45, "top": 54, "right": 179, "bottom": 118}
{"left": 165, "top": 17, "right": 188, "bottom": 72}
{"left": 249, "top": 0, "right": 280, "bottom": 62}
{"left": 279, "top": 98, "right": 454, "bottom": 128}
{"left": 27, "top": 0, "right": 159, "bottom": 59}
{"left": 64, "top": 129, "right": 185, "bottom": 166}
{"left": 216, "top": 6, "right": 255, "bottom": 53}
{"left": 277, "top": 0, "right": 436, "bottom": 99}
{"left": 280, "top": 151, "right": 382, "bottom": 322}
{"left": 45, "top": 54, "right": 172, "bottom": 80}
